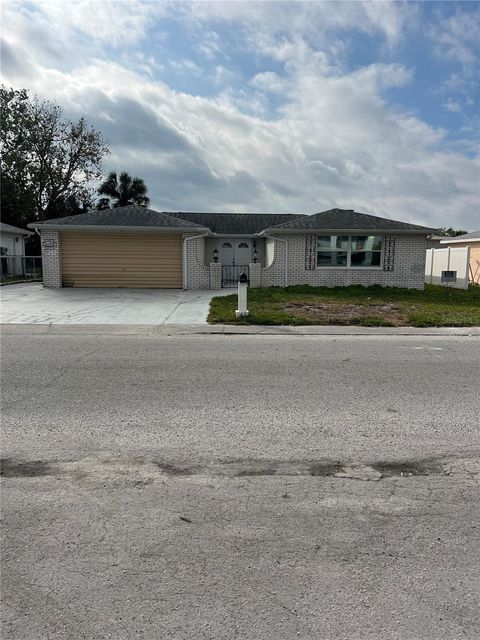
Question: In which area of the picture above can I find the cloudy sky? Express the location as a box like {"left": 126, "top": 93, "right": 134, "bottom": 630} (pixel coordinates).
{"left": 2, "top": 1, "right": 480, "bottom": 229}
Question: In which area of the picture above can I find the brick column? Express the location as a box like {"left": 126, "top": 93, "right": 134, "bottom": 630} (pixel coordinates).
{"left": 249, "top": 262, "right": 262, "bottom": 287}
{"left": 40, "top": 230, "right": 62, "bottom": 288}
{"left": 210, "top": 263, "right": 222, "bottom": 290}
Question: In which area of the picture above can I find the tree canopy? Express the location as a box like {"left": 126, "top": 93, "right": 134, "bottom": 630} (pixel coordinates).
{"left": 0, "top": 86, "right": 109, "bottom": 228}
{"left": 437, "top": 227, "right": 468, "bottom": 237}
{"left": 97, "top": 171, "right": 150, "bottom": 208}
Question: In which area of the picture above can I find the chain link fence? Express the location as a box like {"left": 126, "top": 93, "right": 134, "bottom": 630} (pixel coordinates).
{"left": 0, "top": 256, "right": 42, "bottom": 282}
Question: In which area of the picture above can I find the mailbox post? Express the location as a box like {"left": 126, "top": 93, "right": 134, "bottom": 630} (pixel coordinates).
{"left": 235, "top": 272, "right": 249, "bottom": 318}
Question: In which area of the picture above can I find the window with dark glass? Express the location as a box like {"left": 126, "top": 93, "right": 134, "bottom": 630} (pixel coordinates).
{"left": 316, "top": 235, "right": 383, "bottom": 268}
{"left": 316, "top": 235, "right": 349, "bottom": 267}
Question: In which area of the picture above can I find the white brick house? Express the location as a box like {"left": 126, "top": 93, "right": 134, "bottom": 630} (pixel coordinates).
{"left": 29, "top": 206, "right": 434, "bottom": 291}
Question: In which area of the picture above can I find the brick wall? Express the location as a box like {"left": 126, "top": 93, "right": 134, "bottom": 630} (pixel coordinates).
{"left": 205, "top": 237, "right": 217, "bottom": 265}
{"left": 40, "top": 230, "right": 62, "bottom": 288}
{"left": 261, "top": 238, "right": 287, "bottom": 287}
{"left": 249, "top": 262, "right": 262, "bottom": 287}
{"left": 209, "top": 263, "right": 222, "bottom": 289}
{"left": 254, "top": 238, "right": 266, "bottom": 266}
{"left": 261, "top": 234, "right": 427, "bottom": 290}
{"left": 183, "top": 234, "right": 209, "bottom": 289}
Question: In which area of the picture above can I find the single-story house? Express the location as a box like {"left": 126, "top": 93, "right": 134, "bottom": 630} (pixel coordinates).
{"left": 0, "top": 222, "right": 31, "bottom": 278}
{"left": 426, "top": 234, "right": 447, "bottom": 249}
{"left": 28, "top": 205, "right": 434, "bottom": 290}
{"left": 440, "top": 232, "right": 480, "bottom": 284}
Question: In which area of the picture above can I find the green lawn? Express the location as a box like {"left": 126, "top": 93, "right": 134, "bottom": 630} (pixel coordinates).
{"left": 208, "top": 284, "right": 480, "bottom": 327}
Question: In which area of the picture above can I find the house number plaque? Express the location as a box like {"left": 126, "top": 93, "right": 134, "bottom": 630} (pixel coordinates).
{"left": 42, "top": 238, "right": 57, "bottom": 250}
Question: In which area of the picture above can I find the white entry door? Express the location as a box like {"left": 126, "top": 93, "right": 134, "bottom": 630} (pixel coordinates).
{"left": 219, "top": 241, "right": 234, "bottom": 265}
{"left": 219, "top": 239, "right": 252, "bottom": 265}
{"left": 235, "top": 241, "right": 251, "bottom": 265}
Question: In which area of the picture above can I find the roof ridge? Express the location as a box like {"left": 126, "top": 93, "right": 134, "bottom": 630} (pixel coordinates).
{"left": 27, "top": 203, "right": 206, "bottom": 231}
{"left": 103, "top": 204, "right": 206, "bottom": 227}
{"left": 148, "top": 209, "right": 206, "bottom": 227}
{"left": 264, "top": 208, "right": 435, "bottom": 232}
{"left": 266, "top": 214, "right": 310, "bottom": 229}
{"left": 165, "top": 211, "right": 306, "bottom": 216}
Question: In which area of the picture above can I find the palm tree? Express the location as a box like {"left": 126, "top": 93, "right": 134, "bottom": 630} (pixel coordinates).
{"left": 97, "top": 171, "right": 150, "bottom": 208}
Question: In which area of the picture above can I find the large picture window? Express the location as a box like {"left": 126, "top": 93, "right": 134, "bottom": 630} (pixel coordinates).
{"left": 316, "top": 235, "right": 383, "bottom": 268}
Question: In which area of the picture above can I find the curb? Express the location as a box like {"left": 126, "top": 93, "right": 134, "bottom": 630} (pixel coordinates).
{"left": 1, "top": 323, "right": 479, "bottom": 337}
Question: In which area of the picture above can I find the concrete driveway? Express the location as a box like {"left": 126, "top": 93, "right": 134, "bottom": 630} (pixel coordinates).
{"left": 0, "top": 283, "right": 228, "bottom": 325}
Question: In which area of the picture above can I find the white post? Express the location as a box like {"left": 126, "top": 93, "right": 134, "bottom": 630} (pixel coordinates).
{"left": 235, "top": 272, "right": 249, "bottom": 318}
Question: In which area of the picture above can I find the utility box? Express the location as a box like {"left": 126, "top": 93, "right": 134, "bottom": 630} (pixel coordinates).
{"left": 441, "top": 270, "right": 457, "bottom": 284}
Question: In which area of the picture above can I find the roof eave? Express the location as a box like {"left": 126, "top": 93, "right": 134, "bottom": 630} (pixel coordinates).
{"left": 440, "top": 236, "right": 480, "bottom": 244}
{"left": 260, "top": 227, "right": 435, "bottom": 235}
{"left": 28, "top": 223, "right": 210, "bottom": 233}
{"left": 1, "top": 229, "right": 31, "bottom": 236}
{"left": 211, "top": 233, "right": 261, "bottom": 237}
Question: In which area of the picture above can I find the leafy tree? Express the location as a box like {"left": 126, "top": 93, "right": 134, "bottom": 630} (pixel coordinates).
{"left": 97, "top": 171, "right": 150, "bottom": 208}
{"left": 0, "top": 86, "right": 109, "bottom": 227}
{"left": 437, "top": 227, "right": 468, "bottom": 237}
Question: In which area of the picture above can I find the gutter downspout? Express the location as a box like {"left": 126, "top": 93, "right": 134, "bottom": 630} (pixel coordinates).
{"left": 264, "top": 234, "right": 288, "bottom": 287}
{"left": 183, "top": 233, "right": 209, "bottom": 290}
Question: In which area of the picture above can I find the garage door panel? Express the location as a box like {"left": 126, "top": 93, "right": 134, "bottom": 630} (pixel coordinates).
{"left": 60, "top": 232, "right": 183, "bottom": 288}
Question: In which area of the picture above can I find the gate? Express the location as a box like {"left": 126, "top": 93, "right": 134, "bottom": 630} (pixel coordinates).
{"left": 222, "top": 265, "right": 249, "bottom": 288}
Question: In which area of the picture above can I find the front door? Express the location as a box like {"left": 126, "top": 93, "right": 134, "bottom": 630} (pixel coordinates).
{"left": 219, "top": 239, "right": 252, "bottom": 265}
{"left": 219, "top": 239, "right": 252, "bottom": 287}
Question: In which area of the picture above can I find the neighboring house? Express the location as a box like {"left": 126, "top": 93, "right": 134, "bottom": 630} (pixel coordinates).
{"left": 426, "top": 234, "right": 446, "bottom": 249}
{"left": 0, "top": 222, "right": 31, "bottom": 278}
{"left": 440, "top": 232, "right": 480, "bottom": 284}
{"left": 28, "top": 205, "right": 434, "bottom": 290}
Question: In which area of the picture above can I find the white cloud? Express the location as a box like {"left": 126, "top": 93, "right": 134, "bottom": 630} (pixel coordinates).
{"left": 170, "top": 59, "right": 203, "bottom": 74}
{"left": 428, "top": 7, "right": 480, "bottom": 96}
{"left": 442, "top": 98, "right": 462, "bottom": 113}
{"left": 184, "top": 1, "right": 416, "bottom": 49}
{"left": 429, "top": 8, "right": 480, "bottom": 68}
{"left": 2, "top": 1, "right": 479, "bottom": 230}
{"left": 197, "top": 30, "right": 223, "bottom": 60}
{"left": 25, "top": 0, "right": 164, "bottom": 46}
{"left": 212, "top": 65, "right": 239, "bottom": 85}
{"left": 250, "top": 72, "right": 288, "bottom": 94}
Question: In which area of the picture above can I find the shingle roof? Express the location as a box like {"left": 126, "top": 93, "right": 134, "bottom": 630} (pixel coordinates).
{"left": 0, "top": 222, "right": 31, "bottom": 235}
{"left": 267, "top": 208, "right": 435, "bottom": 232}
{"left": 440, "top": 231, "right": 480, "bottom": 242}
{"left": 28, "top": 205, "right": 207, "bottom": 230}
{"left": 27, "top": 205, "right": 435, "bottom": 235}
{"left": 170, "top": 212, "right": 304, "bottom": 235}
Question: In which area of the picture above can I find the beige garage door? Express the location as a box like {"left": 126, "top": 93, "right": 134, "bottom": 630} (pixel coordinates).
{"left": 60, "top": 232, "right": 183, "bottom": 288}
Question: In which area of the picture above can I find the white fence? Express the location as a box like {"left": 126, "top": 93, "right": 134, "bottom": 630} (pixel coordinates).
{"left": 425, "top": 246, "right": 470, "bottom": 289}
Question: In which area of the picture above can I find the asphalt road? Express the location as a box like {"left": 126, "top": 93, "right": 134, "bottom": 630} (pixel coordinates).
{"left": 1, "top": 328, "right": 480, "bottom": 640}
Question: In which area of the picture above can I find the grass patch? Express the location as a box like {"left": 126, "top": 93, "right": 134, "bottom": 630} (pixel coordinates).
{"left": 0, "top": 277, "right": 42, "bottom": 286}
{"left": 208, "top": 284, "right": 480, "bottom": 327}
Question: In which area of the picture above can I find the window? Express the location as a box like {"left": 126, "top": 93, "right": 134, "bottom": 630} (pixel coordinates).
{"left": 222, "top": 242, "right": 232, "bottom": 248}
{"left": 317, "top": 235, "right": 348, "bottom": 267}
{"left": 238, "top": 242, "right": 249, "bottom": 248}
{"left": 316, "top": 235, "right": 383, "bottom": 268}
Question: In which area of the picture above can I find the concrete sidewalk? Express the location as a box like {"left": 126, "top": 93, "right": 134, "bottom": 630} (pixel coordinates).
{"left": 1, "top": 323, "right": 479, "bottom": 336}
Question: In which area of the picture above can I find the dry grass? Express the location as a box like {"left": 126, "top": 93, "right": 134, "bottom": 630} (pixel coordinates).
{"left": 208, "top": 284, "right": 480, "bottom": 327}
